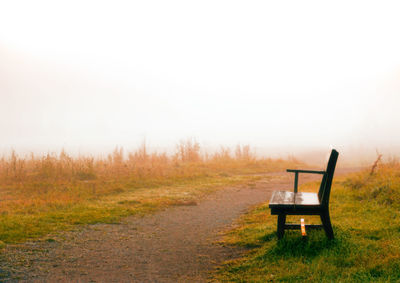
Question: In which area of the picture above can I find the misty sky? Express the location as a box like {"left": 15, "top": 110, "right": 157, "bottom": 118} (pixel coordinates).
{"left": 1, "top": 1, "right": 400, "bottom": 158}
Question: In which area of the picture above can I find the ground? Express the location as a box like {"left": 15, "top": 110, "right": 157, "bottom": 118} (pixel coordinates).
{"left": 0, "top": 169, "right": 355, "bottom": 282}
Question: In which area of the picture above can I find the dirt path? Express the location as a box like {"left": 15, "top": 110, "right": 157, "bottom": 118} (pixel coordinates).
{"left": 0, "top": 169, "right": 359, "bottom": 282}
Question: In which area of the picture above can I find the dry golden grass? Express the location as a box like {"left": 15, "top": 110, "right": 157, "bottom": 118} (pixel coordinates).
{"left": 0, "top": 140, "right": 301, "bottom": 244}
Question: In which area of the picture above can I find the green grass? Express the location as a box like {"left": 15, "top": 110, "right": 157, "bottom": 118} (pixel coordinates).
{"left": 0, "top": 173, "right": 267, "bottom": 244}
{"left": 214, "top": 165, "right": 400, "bottom": 282}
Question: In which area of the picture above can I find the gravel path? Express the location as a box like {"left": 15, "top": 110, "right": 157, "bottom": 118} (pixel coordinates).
{"left": 0, "top": 169, "right": 358, "bottom": 282}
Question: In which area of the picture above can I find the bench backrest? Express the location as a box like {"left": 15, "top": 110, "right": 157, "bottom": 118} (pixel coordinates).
{"left": 318, "top": 149, "right": 339, "bottom": 208}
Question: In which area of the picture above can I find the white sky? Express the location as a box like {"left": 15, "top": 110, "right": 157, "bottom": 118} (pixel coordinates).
{"left": 1, "top": 0, "right": 400, "bottom": 158}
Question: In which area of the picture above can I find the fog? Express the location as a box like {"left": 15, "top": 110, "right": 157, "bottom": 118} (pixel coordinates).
{"left": 1, "top": 1, "right": 400, "bottom": 165}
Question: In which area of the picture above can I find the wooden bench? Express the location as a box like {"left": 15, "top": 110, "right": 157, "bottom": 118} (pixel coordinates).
{"left": 269, "top": 149, "right": 339, "bottom": 239}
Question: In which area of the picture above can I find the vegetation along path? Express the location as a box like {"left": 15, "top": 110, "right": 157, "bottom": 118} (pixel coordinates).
{"left": 1, "top": 169, "right": 355, "bottom": 282}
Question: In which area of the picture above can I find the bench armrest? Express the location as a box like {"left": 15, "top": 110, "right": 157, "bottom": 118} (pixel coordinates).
{"left": 287, "top": 169, "right": 326, "bottom": 175}
{"left": 286, "top": 169, "right": 326, "bottom": 193}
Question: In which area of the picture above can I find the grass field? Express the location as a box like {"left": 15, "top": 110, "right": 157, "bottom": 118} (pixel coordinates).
{"left": 0, "top": 141, "right": 301, "bottom": 245}
{"left": 214, "top": 160, "right": 400, "bottom": 282}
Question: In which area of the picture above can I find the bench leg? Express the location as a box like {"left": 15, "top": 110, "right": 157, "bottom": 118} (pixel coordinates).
{"left": 277, "top": 214, "right": 286, "bottom": 239}
{"left": 320, "top": 211, "right": 334, "bottom": 239}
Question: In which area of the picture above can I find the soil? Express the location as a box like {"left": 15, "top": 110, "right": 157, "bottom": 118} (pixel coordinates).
{"left": 0, "top": 168, "right": 360, "bottom": 282}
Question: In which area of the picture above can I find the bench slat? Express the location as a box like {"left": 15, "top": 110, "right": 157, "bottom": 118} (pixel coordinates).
{"left": 269, "top": 191, "right": 320, "bottom": 206}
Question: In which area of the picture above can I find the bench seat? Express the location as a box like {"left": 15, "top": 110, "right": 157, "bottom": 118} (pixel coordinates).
{"left": 269, "top": 191, "right": 322, "bottom": 215}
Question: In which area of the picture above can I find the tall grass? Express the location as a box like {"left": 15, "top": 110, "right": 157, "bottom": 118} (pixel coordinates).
{"left": 342, "top": 157, "right": 400, "bottom": 208}
{"left": 0, "top": 140, "right": 301, "bottom": 243}
{"left": 0, "top": 141, "right": 295, "bottom": 184}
